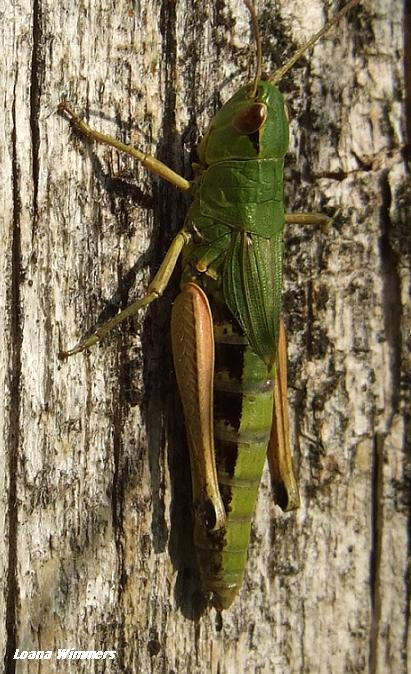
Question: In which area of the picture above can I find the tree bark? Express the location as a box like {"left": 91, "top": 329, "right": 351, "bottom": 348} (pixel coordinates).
{"left": 1, "top": 0, "right": 408, "bottom": 672}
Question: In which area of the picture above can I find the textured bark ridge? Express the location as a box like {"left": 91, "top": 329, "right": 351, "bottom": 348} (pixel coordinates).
{"left": 1, "top": 1, "right": 408, "bottom": 673}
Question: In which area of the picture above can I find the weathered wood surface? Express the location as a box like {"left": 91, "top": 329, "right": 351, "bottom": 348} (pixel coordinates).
{"left": 1, "top": 1, "right": 408, "bottom": 672}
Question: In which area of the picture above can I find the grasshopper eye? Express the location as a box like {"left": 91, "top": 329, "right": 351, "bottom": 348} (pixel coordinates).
{"left": 232, "top": 102, "right": 267, "bottom": 134}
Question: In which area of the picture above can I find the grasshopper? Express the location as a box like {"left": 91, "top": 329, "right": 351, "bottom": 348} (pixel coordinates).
{"left": 59, "top": 0, "right": 361, "bottom": 609}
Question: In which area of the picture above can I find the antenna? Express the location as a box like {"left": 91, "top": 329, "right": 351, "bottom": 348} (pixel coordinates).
{"left": 244, "top": 0, "right": 262, "bottom": 97}
{"left": 270, "top": 0, "right": 361, "bottom": 85}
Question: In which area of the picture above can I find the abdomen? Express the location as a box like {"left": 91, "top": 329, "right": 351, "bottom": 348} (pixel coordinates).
{"left": 194, "top": 305, "right": 275, "bottom": 610}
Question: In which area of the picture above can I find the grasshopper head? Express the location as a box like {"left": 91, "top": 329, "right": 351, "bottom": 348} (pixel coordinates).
{"left": 197, "top": 81, "right": 289, "bottom": 165}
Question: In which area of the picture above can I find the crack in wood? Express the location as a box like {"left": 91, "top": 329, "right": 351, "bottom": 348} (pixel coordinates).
{"left": 4, "top": 75, "right": 23, "bottom": 674}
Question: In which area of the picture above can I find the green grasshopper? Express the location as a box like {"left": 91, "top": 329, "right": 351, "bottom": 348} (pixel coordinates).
{"left": 59, "top": 0, "right": 361, "bottom": 610}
